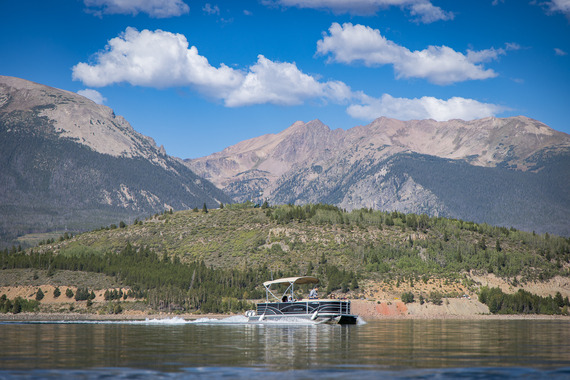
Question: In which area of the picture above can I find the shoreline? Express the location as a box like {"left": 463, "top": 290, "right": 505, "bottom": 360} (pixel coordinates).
{"left": 1, "top": 309, "right": 568, "bottom": 322}
{"left": 0, "top": 312, "right": 234, "bottom": 322}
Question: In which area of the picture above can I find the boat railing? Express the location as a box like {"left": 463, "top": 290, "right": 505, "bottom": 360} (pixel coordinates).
{"left": 256, "top": 299, "right": 351, "bottom": 316}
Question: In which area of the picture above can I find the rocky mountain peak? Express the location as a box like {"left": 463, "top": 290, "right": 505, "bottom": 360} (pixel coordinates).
{"left": 1, "top": 75, "right": 232, "bottom": 244}
{"left": 186, "top": 116, "right": 570, "bottom": 235}
{"left": 0, "top": 76, "right": 161, "bottom": 161}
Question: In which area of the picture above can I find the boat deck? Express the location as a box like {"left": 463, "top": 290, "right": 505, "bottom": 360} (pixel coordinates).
{"left": 253, "top": 299, "right": 357, "bottom": 324}
{"left": 256, "top": 299, "right": 351, "bottom": 316}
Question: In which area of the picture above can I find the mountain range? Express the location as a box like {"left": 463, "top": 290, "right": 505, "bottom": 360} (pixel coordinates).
{"left": 0, "top": 76, "right": 231, "bottom": 245}
{"left": 186, "top": 117, "right": 570, "bottom": 236}
{"left": 1, "top": 75, "right": 569, "bottom": 244}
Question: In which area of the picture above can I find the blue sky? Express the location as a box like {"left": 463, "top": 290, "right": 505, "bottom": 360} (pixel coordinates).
{"left": 1, "top": 0, "right": 569, "bottom": 158}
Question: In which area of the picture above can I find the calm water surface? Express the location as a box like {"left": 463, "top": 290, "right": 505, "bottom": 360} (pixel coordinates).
{"left": 0, "top": 317, "right": 569, "bottom": 379}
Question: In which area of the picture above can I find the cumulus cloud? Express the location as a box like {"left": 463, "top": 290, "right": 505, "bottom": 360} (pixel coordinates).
{"left": 317, "top": 23, "right": 511, "bottom": 85}
{"left": 72, "top": 28, "right": 351, "bottom": 107}
{"left": 72, "top": 28, "right": 242, "bottom": 98}
{"left": 83, "top": 0, "right": 189, "bottom": 18}
{"left": 77, "top": 89, "right": 107, "bottom": 104}
{"left": 265, "top": 0, "right": 453, "bottom": 23}
{"left": 71, "top": 27, "right": 506, "bottom": 121}
{"left": 225, "top": 55, "right": 352, "bottom": 107}
{"left": 347, "top": 94, "right": 506, "bottom": 121}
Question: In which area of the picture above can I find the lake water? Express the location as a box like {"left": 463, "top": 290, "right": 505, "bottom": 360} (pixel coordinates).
{"left": 1, "top": 317, "right": 569, "bottom": 379}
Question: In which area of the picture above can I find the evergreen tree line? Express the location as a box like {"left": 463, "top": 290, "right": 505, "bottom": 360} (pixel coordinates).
{"left": 0, "top": 243, "right": 275, "bottom": 313}
{"left": 478, "top": 286, "right": 570, "bottom": 315}
{"left": 267, "top": 204, "right": 569, "bottom": 262}
{"left": 0, "top": 241, "right": 360, "bottom": 313}
{"left": 0, "top": 294, "right": 39, "bottom": 314}
{"left": 265, "top": 204, "right": 569, "bottom": 283}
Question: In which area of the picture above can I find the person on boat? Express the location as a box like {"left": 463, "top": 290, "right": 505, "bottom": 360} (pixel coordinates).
{"left": 282, "top": 295, "right": 288, "bottom": 302}
{"left": 309, "top": 287, "right": 318, "bottom": 299}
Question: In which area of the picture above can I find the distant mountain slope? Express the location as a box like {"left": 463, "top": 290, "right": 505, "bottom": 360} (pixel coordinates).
{"left": 186, "top": 117, "right": 570, "bottom": 236}
{"left": 0, "top": 76, "right": 232, "bottom": 244}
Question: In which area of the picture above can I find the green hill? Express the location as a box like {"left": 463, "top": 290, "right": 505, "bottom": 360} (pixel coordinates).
{"left": 38, "top": 204, "right": 568, "bottom": 279}
{"left": 2, "top": 203, "right": 569, "bottom": 314}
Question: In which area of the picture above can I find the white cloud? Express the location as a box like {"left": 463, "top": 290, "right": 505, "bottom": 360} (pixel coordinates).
{"left": 505, "top": 42, "right": 521, "bottom": 51}
{"left": 225, "top": 55, "right": 351, "bottom": 107}
{"left": 555, "top": 48, "right": 568, "bottom": 56}
{"left": 77, "top": 89, "right": 107, "bottom": 104}
{"left": 72, "top": 28, "right": 352, "bottom": 107}
{"left": 71, "top": 27, "right": 508, "bottom": 122}
{"left": 266, "top": 0, "right": 453, "bottom": 23}
{"left": 83, "top": 0, "right": 189, "bottom": 18}
{"left": 347, "top": 93, "right": 506, "bottom": 121}
{"left": 466, "top": 47, "right": 506, "bottom": 63}
{"left": 72, "top": 28, "right": 242, "bottom": 98}
{"left": 203, "top": 3, "right": 220, "bottom": 15}
{"left": 543, "top": 0, "right": 570, "bottom": 18}
{"left": 317, "top": 23, "right": 507, "bottom": 85}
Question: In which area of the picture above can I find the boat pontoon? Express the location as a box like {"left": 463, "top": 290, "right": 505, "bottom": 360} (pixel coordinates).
{"left": 245, "top": 276, "right": 358, "bottom": 324}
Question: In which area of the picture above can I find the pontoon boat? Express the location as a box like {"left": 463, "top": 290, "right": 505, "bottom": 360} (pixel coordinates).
{"left": 245, "top": 276, "right": 358, "bottom": 324}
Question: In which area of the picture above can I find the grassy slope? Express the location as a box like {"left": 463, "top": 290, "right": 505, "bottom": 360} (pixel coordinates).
{"left": 31, "top": 204, "right": 569, "bottom": 289}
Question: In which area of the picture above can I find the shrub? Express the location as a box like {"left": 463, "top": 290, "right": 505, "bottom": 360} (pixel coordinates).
{"left": 401, "top": 292, "right": 414, "bottom": 303}
{"left": 429, "top": 291, "right": 443, "bottom": 305}
{"left": 35, "top": 288, "right": 44, "bottom": 301}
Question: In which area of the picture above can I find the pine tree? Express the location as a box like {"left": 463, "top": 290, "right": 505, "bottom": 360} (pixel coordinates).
{"left": 12, "top": 297, "right": 22, "bottom": 314}
{"left": 203, "top": 203, "right": 208, "bottom": 213}
{"left": 35, "top": 288, "right": 44, "bottom": 301}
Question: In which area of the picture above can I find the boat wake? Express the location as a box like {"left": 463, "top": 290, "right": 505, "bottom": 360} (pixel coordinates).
{"left": 190, "top": 315, "right": 334, "bottom": 325}
{"left": 5, "top": 315, "right": 366, "bottom": 326}
{"left": 4, "top": 315, "right": 366, "bottom": 326}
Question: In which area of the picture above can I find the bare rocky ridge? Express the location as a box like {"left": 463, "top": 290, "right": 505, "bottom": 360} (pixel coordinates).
{"left": 0, "top": 75, "right": 166, "bottom": 164}
{"left": 187, "top": 117, "right": 570, "bottom": 235}
{"left": 188, "top": 116, "right": 570, "bottom": 190}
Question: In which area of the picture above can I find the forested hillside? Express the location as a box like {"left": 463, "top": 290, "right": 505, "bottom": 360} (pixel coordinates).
{"left": 3, "top": 203, "right": 568, "bottom": 314}
{"left": 0, "top": 76, "right": 231, "bottom": 247}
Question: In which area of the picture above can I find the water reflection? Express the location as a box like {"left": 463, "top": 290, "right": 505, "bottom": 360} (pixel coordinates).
{"left": 0, "top": 319, "right": 569, "bottom": 372}
{"left": 349, "top": 320, "right": 570, "bottom": 369}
